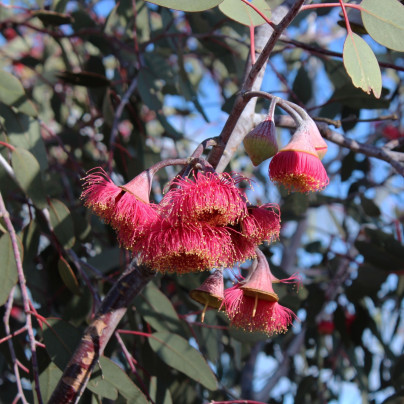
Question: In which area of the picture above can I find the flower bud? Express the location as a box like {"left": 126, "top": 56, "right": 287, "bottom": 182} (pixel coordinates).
{"left": 243, "top": 117, "right": 278, "bottom": 166}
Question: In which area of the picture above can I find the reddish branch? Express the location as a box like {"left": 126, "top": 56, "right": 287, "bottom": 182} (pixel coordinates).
{"left": 48, "top": 262, "right": 156, "bottom": 404}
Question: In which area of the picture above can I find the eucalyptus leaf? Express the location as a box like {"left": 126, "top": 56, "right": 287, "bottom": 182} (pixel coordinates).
{"left": 48, "top": 199, "right": 76, "bottom": 249}
{"left": 0, "top": 70, "right": 37, "bottom": 116}
{"left": 149, "top": 331, "right": 217, "bottom": 390}
{"left": 219, "top": 0, "right": 270, "bottom": 26}
{"left": 12, "top": 147, "right": 47, "bottom": 208}
{"left": 343, "top": 32, "right": 381, "bottom": 98}
{"left": 146, "top": 0, "right": 223, "bottom": 12}
{"left": 0, "top": 233, "right": 20, "bottom": 306}
{"left": 361, "top": 0, "right": 404, "bottom": 51}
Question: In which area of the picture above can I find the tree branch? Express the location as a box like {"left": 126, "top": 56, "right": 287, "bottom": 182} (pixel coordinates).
{"left": 48, "top": 261, "right": 156, "bottom": 404}
{"left": 208, "top": 0, "right": 306, "bottom": 172}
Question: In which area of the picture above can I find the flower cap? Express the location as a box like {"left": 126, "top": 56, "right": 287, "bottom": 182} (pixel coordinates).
{"left": 243, "top": 117, "right": 278, "bottom": 166}
{"left": 190, "top": 269, "right": 224, "bottom": 321}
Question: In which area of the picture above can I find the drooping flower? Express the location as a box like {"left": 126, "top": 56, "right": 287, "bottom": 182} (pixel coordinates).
{"left": 223, "top": 250, "right": 297, "bottom": 335}
{"left": 305, "top": 118, "right": 328, "bottom": 160}
{"left": 241, "top": 203, "right": 281, "bottom": 245}
{"left": 243, "top": 116, "right": 278, "bottom": 166}
{"left": 135, "top": 220, "right": 235, "bottom": 274}
{"left": 228, "top": 229, "right": 257, "bottom": 264}
{"left": 160, "top": 171, "right": 248, "bottom": 226}
{"left": 269, "top": 126, "right": 329, "bottom": 193}
{"left": 81, "top": 167, "right": 159, "bottom": 249}
{"left": 190, "top": 269, "right": 224, "bottom": 322}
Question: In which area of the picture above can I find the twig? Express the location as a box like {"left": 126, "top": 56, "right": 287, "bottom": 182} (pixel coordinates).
{"left": 3, "top": 287, "right": 29, "bottom": 404}
{"left": 0, "top": 193, "right": 43, "bottom": 404}
{"left": 273, "top": 114, "right": 404, "bottom": 175}
{"left": 208, "top": 0, "right": 306, "bottom": 172}
{"left": 108, "top": 76, "right": 139, "bottom": 173}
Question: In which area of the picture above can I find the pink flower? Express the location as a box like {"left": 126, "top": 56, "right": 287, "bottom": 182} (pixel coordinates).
{"left": 135, "top": 220, "right": 235, "bottom": 274}
{"left": 269, "top": 128, "right": 329, "bottom": 193}
{"left": 223, "top": 249, "right": 297, "bottom": 335}
{"left": 160, "top": 171, "right": 248, "bottom": 226}
{"left": 81, "top": 168, "right": 159, "bottom": 249}
{"left": 241, "top": 203, "right": 281, "bottom": 245}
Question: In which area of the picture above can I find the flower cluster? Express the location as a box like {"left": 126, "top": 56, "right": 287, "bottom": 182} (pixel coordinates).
{"left": 81, "top": 169, "right": 281, "bottom": 275}
{"left": 81, "top": 101, "right": 329, "bottom": 336}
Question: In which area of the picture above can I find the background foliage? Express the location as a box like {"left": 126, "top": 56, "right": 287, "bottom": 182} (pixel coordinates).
{"left": 0, "top": 0, "right": 403, "bottom": 403}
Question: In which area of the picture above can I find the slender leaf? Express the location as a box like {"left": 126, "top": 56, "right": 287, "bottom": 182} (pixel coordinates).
{"left": 0, "top": 233, "right": 20, "bottom": 305}
{"left": 0, "top": 70, "right": 37, "bottom": 116}
{"left": 34, "top": 363, "right": 62, "bottom": 404}
{"left": 361, "top": 0, "right": 404, "bottom": 51}
{"left": 146, "top": 0, "right": 223, "bottom": 12}
{"left": 48, "top": 198, "right": 76, "bottom": 249}
{"left": 219, "top": 0, "right": 271, "bottom": 26}
{"left": 135, "top": 282, "right": 186, "bottom": 335}
{"left": 98, "top": 356, "right": 148, "bottom": 403}
{"left": 12, "top": 147, "right": 47, "bottom": 208}
{"left": 149, "top": 331, "right": 217, "bottom": 390}
{"left": 343, "top": 32, "right": 381, "bottom": 98}
{"left": 58, "top": 256, "right": 80, "bottom": 295}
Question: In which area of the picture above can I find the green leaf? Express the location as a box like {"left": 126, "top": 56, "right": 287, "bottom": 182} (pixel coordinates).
{"left": 149, "top": 331, "right": 217, "bottom": 390}
{"left": 98, "top": 356, "right": 148, "bottom": 403}
{"left": 88, "top": 360, "right": 118, "bottom": 400}
{"left": 292, "top": 65, "right": 313, "bottom": 104}
{"left": 58, "top": 256, "right": 80, "bottom": 295}
{"left": 34, "top": 363, "right": 62, "bottom": 404}
{"left": 33, "top": 10, "right": 73, "bottom": 26}
{"left": 138, "top": 69, "right": 163, "bottom": 111}
{"left": 0, "top": 104, "right": 47, "bottom": 171}
{"left": 57, "top": 71, "right": 110, "bottom": 87}
{"left": 0, "top": 70, "right": 37, "bottom": 116}
{"left": 134, "top": 282, "right": 185, "bottom": 335}
{"left": 219, "top": 0, "right": 271, "bottom": 26}
{"left": 149, "top": 376, "right": 173, "bottom": 404}
{"left": 343, "top": 32, "right": 382, "bottom": 98}
{"left": 0, "top": 233, "right": 20, "bottom": 306}
{"left": 146, "top": 0, "right": 223, "bottom": 12}
{"left": 361, "top": 0, "right": 404, "bottom": 51}
{"left": 42, "top": 319, "right": 82, "bottom": 370}
{"left": 12, "top": 148, "right": 47, "bottom": 209}
{"left": 48, "top": 199, "right": 76, "bottom": 249}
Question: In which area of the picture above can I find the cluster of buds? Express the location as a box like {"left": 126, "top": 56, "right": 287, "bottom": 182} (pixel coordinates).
{"left": 244, "top": 97, "right": 329, "bottom": 193}
{"left": 81, "top": 96, "right": 329, "bottom": 336}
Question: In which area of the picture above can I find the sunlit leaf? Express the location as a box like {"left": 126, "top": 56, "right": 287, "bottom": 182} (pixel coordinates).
{"left": 361, "top": 0, "right": 404, "bottom": 51}
{"left": 219, "top": 0, "right": 271, "bottom": 26}
{"left": 343, "top": 32, "right": 381, "bottom": 98}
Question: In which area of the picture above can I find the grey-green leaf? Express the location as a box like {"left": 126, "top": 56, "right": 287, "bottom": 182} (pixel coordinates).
{"left": 12, "top": 147, "right": 47, "bottom": 209}
{"left": 34, "top": 363, "right": 62, "bottom": 404}
{"left": 219, "top": 0, "right": 271, "bottom": 27}
{"left": 0, "top": 233, "right": 20, "bottom": 305}
{"left": 361, "top": 0, "right": 404, "bottom": 51}
{"left": 58, "top": 256, "right": 80, "bottom": 295}
{"left": 146, "top": 0, "right": 223, "bottom": 12}
{"left": 343, "top": 32, "right": 381, "bottom": 98}
{"left": 135, "top": 282, "right": 185, "bottom": 335}
{"left": 98, "top": 356, "right": 148, "bottom": 403}
{"left": 0, "top": 70, "right": 37, "bottom": 116}
{"left": 48, "top": 199, "right": 76, "bottom": 249}
{"left": 149, "top": 331, "right": 217, "bottom": 390}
